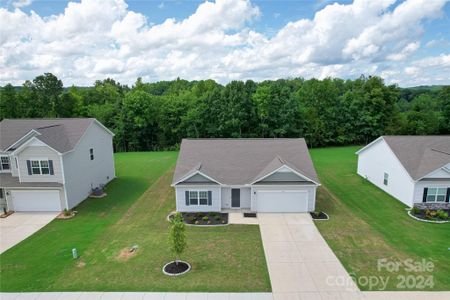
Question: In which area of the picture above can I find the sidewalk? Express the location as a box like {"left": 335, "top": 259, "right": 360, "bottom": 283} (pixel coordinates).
{"left": 0, "top": 293, "right": 273, "bottom": 300}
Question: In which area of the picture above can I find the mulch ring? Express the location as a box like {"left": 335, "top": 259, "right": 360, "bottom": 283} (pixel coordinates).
{"left": 57, "top": 211, "right": 76, "bottom": 219}
{"left": 169, "top": 212, "right": 228, "bottom": 225}
{"left": 310, "top": 211, "right": 329, "bottom": 220}
{"left": 162, "top": 261, "right": 191, "bottom": 276}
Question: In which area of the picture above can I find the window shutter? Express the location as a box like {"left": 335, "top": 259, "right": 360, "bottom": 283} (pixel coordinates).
{"left": 422, "top": 188, "right": 428, "bottom": 203}
{"left": 208, "top": 191, "right": 212, "bottom": 206}
{"left": 185, "top": 191, "right": 189, "bottom": 206}
{"left": 26, "top": 160, "right": 32, "bottom": 175}
{"left": 446, "top": 188, "right": 450, "bottom": 203}
{"left": 48, "top": 160, "right": 54, "bottom": 175}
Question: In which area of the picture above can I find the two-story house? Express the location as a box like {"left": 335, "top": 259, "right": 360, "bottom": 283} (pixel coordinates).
{"left": 0, "top": 118, "right": 115, "bottom": 212}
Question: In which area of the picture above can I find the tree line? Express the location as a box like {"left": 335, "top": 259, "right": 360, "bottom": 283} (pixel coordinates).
{"left": 0, "top": 73, "right": 449, "bottom": 151}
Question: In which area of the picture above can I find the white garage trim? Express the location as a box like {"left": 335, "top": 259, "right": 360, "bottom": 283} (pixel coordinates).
{"left": 256, "top": 190, "right": 309, "bottom": 212}
{"left": 11, "top": 190, "right": 62, "bottom": 212}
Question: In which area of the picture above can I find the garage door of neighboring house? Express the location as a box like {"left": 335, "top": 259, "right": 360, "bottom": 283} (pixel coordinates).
{"left": 11, "top": 190, "right": 62, "bottom": 212}
{"left": 256, "top": 190, "right": 308, "bottom": 212}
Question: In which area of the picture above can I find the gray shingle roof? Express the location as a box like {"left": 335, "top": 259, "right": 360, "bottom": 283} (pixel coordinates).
{"left": 0, "top": 173, "right": 63, "bottom": 188}
{"left": 382, "top": 136, "right": 450, "bottom": 180}
{"left": 0, "top": 118, "right": 95, "bottom": 153}
{"left": 172, "top": 138, "right": 320, "bottom": 185}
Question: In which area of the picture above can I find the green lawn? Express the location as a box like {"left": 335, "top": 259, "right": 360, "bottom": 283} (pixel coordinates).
{"left": 0, "top": 152, "right": 270, "bottom": 292}
{"left": 310, "top": 146, "right": 450, "bottom": 291}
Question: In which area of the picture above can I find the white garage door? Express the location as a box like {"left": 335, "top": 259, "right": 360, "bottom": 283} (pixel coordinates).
{"left": 256, "top": 190, "right": 308, "bottom": 212}
{"left": 11, "top": 190, "right": 62, "bottom": 212}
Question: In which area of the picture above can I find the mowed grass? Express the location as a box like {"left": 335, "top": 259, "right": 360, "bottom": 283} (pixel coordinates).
{"left": 0, "top": 152, "right": 270, "bottom": 292}
{"left": 310, "top": 146, "right": 450, "bottom": 291}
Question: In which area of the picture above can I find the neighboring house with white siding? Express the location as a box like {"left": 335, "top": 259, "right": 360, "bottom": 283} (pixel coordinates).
{"left": 172, "top": 139, "right": 320, "bottom": 213}
{"left": 0, "top": 118, "right": 115, "bottom": 212}
{"left": 356, "top": 136, "right": 450, "bottom": 208}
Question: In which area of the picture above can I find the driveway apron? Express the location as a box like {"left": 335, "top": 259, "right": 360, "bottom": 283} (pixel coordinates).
{"left": 258, "top": 213, "right": 361, "bottom": 300}
{"left": 0, "top": 212, "right": 58, "bottom": 253}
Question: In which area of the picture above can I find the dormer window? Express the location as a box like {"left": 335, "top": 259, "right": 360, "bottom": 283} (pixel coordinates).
{"left": 0, "top": 156, "right": 10, "bottom": 171}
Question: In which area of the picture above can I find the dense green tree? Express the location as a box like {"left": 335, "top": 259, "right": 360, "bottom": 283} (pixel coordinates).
{"left": 438, "top": 86, "right": 450, "bottom": 133}
{"left": 254, "top": 80, "right": 299, "bottom": 138}
{"left": 119, "top": 90, "right": 161, "bottom": 151}
{"left": 32, "top": 73, "right": 64, "bottom": 117}
{"left": 0, "top": 84, "right": 17, "bottom": 119}
{"left": 1, "top": 73, "right": 446, "bottom": 150}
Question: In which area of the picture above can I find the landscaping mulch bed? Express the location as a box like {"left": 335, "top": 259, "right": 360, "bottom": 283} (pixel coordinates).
{"left": 173, "top": 212, "right": 228, "bottom": 225}
{"left": 57, "top": 211, "right": 76, "bottom": 219}
{"left": 0, "top": 211, "right": 14, "bottom": 218}
{"left": 163, "top": 261, "right": 190, "bottom": 276}
{"left": 410, "top": 209, "right": 449, "bottom": 223}
{"left": 310, "top": 211, "right": 329, "bottom": 220}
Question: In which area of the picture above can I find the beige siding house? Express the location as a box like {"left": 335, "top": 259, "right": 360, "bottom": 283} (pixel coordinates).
{"left": 172, "top": 139, "right": 320, "bottom": 213}
{"left": 0, "top": 118, "right": 115, "bottom": 212}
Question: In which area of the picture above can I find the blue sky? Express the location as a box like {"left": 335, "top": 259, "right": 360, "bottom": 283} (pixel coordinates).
{"left": 1, "top": 0, "right": 449, "bottom": 86}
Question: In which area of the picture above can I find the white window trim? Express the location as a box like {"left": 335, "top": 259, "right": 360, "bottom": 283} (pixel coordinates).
{"left": 188, "top": 190, "right": 209, "bottom": 206}
{"left": 30, "top": 158, "right": 50, "bottom": 175}
{"left": 0, "top": 155, "right": 10, "bottom": 171}
{"left": 383, "top": 172, "right": 389, "bottom": 186}
{"left": 426, "top": 187, "right": 447, "bottom": 203}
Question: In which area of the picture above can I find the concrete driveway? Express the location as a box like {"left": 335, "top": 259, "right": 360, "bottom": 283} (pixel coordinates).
{"left": 0, "top": 212, "right": 58, "bottom": 254}
{"left": 258, "top": 213, "right": 361, "bottom": 300}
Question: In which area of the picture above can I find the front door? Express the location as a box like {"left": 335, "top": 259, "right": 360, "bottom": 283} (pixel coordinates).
{"left": 231, "top": 188, "right": 240, "bottom": 208}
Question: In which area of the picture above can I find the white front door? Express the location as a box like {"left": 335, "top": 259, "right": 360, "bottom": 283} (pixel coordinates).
{"left": 256, "top": 190, "right": 309, "bottom": 212}
{"left": 11, "top": 190, "right": 62, "bottom": 212}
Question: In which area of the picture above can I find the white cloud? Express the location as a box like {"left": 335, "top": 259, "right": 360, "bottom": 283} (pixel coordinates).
{"left": 0, "top": 0, "right": 448, "bottom": 87}
{"left": 12, "top": 0, "right": 33, "bottom": 8}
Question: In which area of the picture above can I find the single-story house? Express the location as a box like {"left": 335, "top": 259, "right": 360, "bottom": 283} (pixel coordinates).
{"left": 171, "top": 138, "right": 320, "bottom": 213}
{"left": 356, "top": 136, "right": 450, "bottom": 208}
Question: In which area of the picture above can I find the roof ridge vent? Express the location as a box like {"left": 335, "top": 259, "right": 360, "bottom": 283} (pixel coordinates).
{"left": 36, "top": 124, "right": 62, "bottom": 130}
{"left": 276, "top": 155, "right": 285, "bottom": 164}
{"left": 431, "top": 148, "right": 450, "bottom": 156}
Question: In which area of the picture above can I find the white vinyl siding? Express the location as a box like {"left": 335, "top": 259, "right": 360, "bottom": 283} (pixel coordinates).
{"left": 220, "top": 187, "right": 251, "bottom": 209}
{"left": 62, "top": 122, "right": 115, "bottom": 209}
{"left": 175, "top": 186, "right": 221, "bottom": 212}
{"left": 17, "top": 146, "right": 63, "bottom": 183}
{"left": 357, "top": 138, "right": 415, "bottom": 206}
{"left": 413, "top": 180, "right": 450, "bottom": 204}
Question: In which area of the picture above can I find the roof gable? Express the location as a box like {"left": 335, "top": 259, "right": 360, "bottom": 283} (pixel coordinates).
{"left": 0, "top": 118, "right": 107, "bottom": 153}
{"left": 365, "top": 136, "right": 450, "bottom": 181}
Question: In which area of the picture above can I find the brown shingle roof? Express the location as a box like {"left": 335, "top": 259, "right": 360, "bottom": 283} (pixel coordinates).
{"left": 382, "top": 136, "right": 450, "bottom": 180}
{"left": 0, "top": 118, "right": 95, "bottom": 153}
{"left": 172, "top": 138, "right": 320, "bottom": 185}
